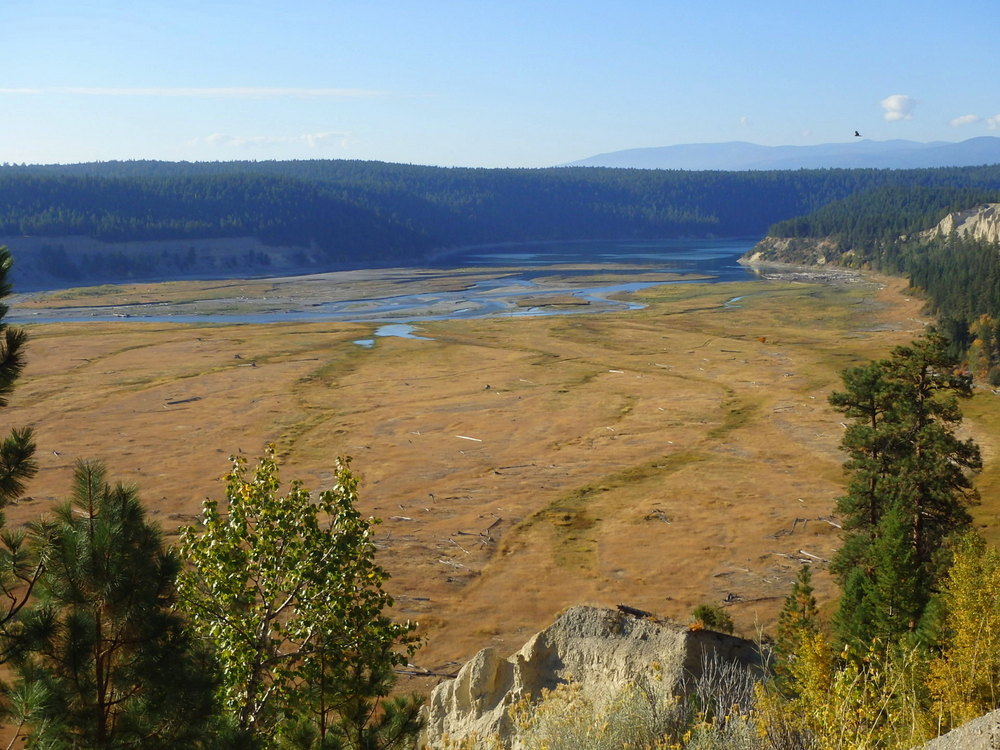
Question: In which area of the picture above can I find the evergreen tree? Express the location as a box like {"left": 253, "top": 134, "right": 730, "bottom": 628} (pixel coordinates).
{"left": 0, "top": 246, "right": 39, "bottom": 652}
{"left": 829, "top": 331, "right": 981, "bottom": 647}
{"left": 0, "top": 247, "right": 34, "bottom": 503}
{"left": 879, "top": 334, "right": 980, "bottom": 570}
{"left": 11, "top": 460, "right": 217, "bottom": 748}
{"left": 828, "top": 361, "right": 905, "bottom": 563}
{"left": 775, "top": 565, "right": 819, "bottom": 654}
{"left": 282, "top": 659, "right": 424, "bottom": 750}
{"left": 862, "top": 503, "right": 928, "bottom": 640}
{"left": 774, "top": 565, "right": 819, "bottom": 692}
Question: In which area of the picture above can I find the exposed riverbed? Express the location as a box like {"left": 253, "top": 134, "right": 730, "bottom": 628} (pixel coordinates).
{"left": 10, "top": 238, "right": 763, "bottom": 324}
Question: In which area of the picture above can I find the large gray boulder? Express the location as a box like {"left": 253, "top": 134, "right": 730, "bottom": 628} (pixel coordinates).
{"left": 421, "top": 605, "right": 761, "bottom": 748}
{"left": 919, "top": 709, "right": 1000, "bottom": 750}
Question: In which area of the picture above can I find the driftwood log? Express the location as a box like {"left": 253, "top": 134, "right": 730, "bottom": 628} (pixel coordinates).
{"left": 616, "top": 603, "right": 654, "bottom": 619}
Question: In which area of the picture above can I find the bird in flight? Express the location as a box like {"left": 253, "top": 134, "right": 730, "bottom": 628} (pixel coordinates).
{"left": 854, "top": 130, "right": 862, "bottom": 137}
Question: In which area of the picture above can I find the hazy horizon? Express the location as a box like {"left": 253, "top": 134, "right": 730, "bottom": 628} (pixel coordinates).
{"left": 4, "top": 1, "right": 999, "bottom": 168}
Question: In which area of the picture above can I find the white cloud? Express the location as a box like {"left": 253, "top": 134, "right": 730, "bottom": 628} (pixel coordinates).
{"left": 988, "top": 115, "right": 1000, "bottom": 130}
{"left": 880, "top": 94, "right": 916, "bottom": 121}
{"left": 195, "top": 132, "right": 353, "bottom": 149}
{"left": 950, "top": 114, "right": 981, "bottom": 127}
{"left": 0, "top": 87, "right": 384, "bottom": 98}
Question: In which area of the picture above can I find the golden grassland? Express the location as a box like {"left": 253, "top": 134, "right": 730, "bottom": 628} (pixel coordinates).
{"left": 4, "top": 273, "right": 999, "bottom": 692}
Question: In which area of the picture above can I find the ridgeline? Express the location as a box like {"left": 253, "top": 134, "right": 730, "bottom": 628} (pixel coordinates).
{"left": 5, "top": 159, "right": 1000, "bottom": 364}
{"left": 1, "top": 159, "right": 1000, "bottom": 286}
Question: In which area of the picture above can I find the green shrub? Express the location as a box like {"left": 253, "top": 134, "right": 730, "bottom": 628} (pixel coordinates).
{"left": 691, "top": 604, "right": 735, "bottom": 634}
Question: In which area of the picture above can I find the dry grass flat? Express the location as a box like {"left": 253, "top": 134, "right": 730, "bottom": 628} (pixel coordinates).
{"left": 4, "top": 273, "right": 999, "bottom": 694}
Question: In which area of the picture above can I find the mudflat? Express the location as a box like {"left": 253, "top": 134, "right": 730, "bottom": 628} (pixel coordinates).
{"left": 9, "top": 263, "right": 714, "bottom": 322}
{"left": 4, "top": 271, "right": 999, "bottom": 693}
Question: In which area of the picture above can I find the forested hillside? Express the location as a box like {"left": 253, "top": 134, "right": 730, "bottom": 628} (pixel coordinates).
{"left": 767, "top": 184, "right": 1000, "bottom": 255}
{"left": 758, "top": 182, "right": 1000, "bottom": 376}
{"left": 7, "top": 160, "right": 1000, "bottom": 329}
{"left": 6, "top": 160, "right": 1000, "bottom": 266}
{"left": 0, "top": 173, "right": 433, "bottom": 264}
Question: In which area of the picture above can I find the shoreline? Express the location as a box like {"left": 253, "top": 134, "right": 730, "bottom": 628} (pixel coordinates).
{"left": 737, "top": 258, "right": 869, "bottom": 285}
{"left": 10, "top": 239, "right": 762, "bottom": 325}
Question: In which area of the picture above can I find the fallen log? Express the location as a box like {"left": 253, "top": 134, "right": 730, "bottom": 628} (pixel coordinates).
{"left": 617, "top": 603, "right": 653, "bottom": 619}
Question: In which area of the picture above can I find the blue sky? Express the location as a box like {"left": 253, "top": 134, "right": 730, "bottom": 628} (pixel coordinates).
{"left": 3, "top": 0, "right": 998, "bottom": 167}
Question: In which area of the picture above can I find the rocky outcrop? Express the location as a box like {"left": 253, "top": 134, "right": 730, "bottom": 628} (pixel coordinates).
{"left": 420, "top": 605, "right": 762, "bottom": 749}
{"left": 740, "top": 235, "right": 851, "bottom": 266}
{"left": 918, "top": 708, "right": 1000, "bottom": 750}
{"left": 920, "top": 203, "right": 1000, "bottom": 244}
{"left": 742, "top": 202, "right": 1000, "bottom": 273}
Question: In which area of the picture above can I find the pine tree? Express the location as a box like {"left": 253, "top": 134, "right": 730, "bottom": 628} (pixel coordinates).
{"left": 829, "top": 331, "right": 981, "bottom": 647}
{"left": 828, "top": 360, "right": 903, "bottom": 544}
{"left": 776, "top": 566, "right": 819, "bottom": 647}
{"left": 11, "top": 460, "right": 217, "bottom": 747}
{"left": 880, "top": 334, "right": 980, "bottom": 571}
{"left": 862, "top": 503, "right": 928, "bottom": 640}
{"left": 0, "top": 246, "right": 39, "bottom": 651}
{"left": 285, "top": 658, "right": 424, "bottom": 750}
{"left": 773, "top": 565, "right": 820, "bottom": 694}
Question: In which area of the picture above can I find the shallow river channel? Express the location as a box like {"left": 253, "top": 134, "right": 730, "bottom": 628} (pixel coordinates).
{"left": 10, "top": 238, "right": 763, "bottom": 325}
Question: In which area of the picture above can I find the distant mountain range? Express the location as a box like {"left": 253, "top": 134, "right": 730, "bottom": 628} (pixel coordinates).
{"left": 563, "top": 137, "right": 1000, "bottom": 171}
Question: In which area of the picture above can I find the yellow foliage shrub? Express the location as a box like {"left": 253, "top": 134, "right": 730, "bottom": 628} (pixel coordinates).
{"left": 927, "top": 532, "right": 1000, "bottom": 731}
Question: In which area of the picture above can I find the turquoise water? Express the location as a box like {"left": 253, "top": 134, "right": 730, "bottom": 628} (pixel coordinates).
{"left": 11, "top": 238, "right": 761, "bottom": 325}
{"left": 353, "top": 324, "right": 434, "bottom": 347}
